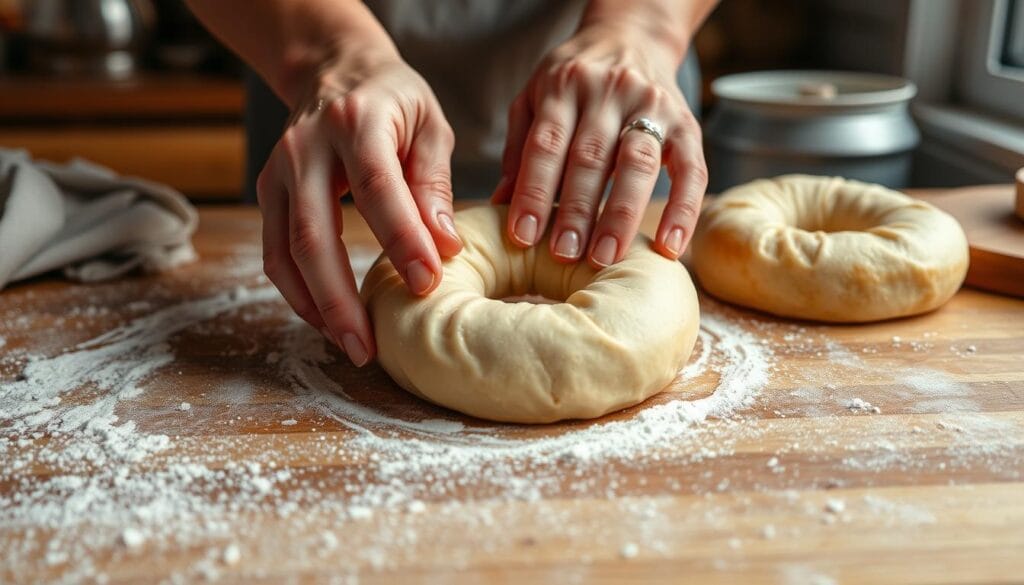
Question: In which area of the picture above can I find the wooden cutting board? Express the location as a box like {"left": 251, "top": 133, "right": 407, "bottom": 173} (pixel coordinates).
{"left": 917, "top": 185, "right": 1024, "bottom": 298}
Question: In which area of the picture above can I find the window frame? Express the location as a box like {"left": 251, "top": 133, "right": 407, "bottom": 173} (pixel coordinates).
{"left": 956, "top": 0, "right": 1024, "bottom": 121}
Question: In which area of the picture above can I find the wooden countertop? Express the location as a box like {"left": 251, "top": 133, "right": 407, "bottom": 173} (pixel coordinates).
{"left": 1, "top": 194, "right": 1023, "bottom": 584}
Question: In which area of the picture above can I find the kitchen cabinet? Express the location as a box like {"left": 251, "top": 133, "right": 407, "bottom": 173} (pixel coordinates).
{"left": 0, "top": 73, "right": 245, "bottom": 200}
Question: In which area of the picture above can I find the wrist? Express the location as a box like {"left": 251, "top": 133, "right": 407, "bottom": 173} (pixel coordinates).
{"left": 575, "top": 20, "right": 686, "bottom": 75}
{"left": 273, "top": 0, "right": 401, "bottom": 107}
{"left": 279, "top": 35, "right": 401, "bottom": 107}
{"left": 578, "top": 2, "right": 697, "bottom": 70}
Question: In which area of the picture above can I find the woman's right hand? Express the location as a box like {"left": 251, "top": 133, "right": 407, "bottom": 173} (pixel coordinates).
{"left": 257, "top": 49, "right": 462, "bottom": 367}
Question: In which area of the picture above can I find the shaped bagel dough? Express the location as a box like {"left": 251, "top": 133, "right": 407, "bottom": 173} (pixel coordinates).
{"left": 691, "top": 175, "right": 969, "bottom": 322}
{"left": 361, "top": 205, "right": 700, "bottom": 423}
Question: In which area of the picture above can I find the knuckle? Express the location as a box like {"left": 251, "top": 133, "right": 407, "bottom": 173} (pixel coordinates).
{"left": 607, "top": 66, "right": 644, "bottom": 91}
{"left": 604, "top": 65, "right": 628, "bottom": 88}
{"left": 670, "top": 198, "right": 702, "bottom": 219}
{"left": 642, "top": 85, "right": 667, "bottom": 108}
{"left": 326, "top": 94, "right": 365, "bottom": 131}
{"left": 278, "top": 127, "right": 299, "bottom": 150}
{"left": 574, "top": 61, "right": 603, "bottom": 84}
{"left": 261, "top": 249, "right": 284, "bottom": 279}
{"left": 289, "top": 213, "right": 326, "bottom": 263}
{"left": 379, "top": 223, "right": 421, "bottom": 259}
{"left": 557, "top": 197, "right": 597, "bottom": 223}
{"left": 679, "top": 110, "right": 700, "bottom": 130}
{"left": 514, "top": 183, "right": 553, "bottom": 207}
{"left": 546, "top": 61, "right": 571, "bottom": 84}
{"left": 676, "top": 114, "right": 703, "bottom": 141}
{"left": 314, "top": 294, "right": 349, "bottom": 319}
{"left": 438, "top": 123, "right": 456, "bottom": 150}
{"left": 687, "top": 162, "right": 710, "bottom": 188}
{"left": 604, "top": 202, "right": 641, "bottom": 225}
{"left": 294, "top": 304, "right": 323, "bottom": 327}
{"left": 527, "top": 123, "right": 569, "bottom": 157}
{"left": 569, "top": 136, "right": 611, "bottom": 171}
{"left": 354, "top": 165, "right": 400, "bottom": 209}
{"left": 277, "top": 128, "right": 303, "bottom": 165}
{"left": 619, "top": 141, "right": 662, "bottom": 174}
{"left": 413, "top": 170, "right": 454, "bottom": 201}
{"left": 255, "top": 169, "right": 275, "bottom": 204}
{"left": 274, "top": 130, "right": 306, "bottom": 175}
{"left": 548, "top": 59, "right": 588, "bottom": 90}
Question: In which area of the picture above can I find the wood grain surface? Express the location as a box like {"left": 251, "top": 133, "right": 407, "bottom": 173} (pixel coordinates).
{"left": 919, "top": 185, "right": 1024, "bottom": 298}
{"left": 1, "top": 193, "right": 1023, "bottom": 584}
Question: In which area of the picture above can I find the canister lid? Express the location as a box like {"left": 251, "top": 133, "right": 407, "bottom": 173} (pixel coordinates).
{"left": 712, "top": 70, "right": 916, "bottom": 109}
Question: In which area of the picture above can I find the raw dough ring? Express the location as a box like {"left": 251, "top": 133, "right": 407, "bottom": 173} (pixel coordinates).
{"left": 360, "top": 205, "right": 700, "bottom": 424}
{"left": 691, "top": 175, "right": 969, "bottom": 322}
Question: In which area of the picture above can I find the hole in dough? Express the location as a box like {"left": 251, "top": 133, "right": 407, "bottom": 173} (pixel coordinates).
{"left": 499, "top": 294, "right": 560, "bottom": 305}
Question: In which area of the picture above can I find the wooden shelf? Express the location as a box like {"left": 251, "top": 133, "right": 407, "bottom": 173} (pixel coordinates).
{"left": 0, "top": 73, "right": 247, "bottom": 199}
{"left": 0, "top": 73, "right": 244, "bottom": 120}
{"left": 0, "top": 125, "right": 245, "bottom": 199}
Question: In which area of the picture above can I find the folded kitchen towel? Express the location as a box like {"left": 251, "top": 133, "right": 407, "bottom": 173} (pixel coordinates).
{"left": 0, "top": 148, "right": 198, "bottom": 290}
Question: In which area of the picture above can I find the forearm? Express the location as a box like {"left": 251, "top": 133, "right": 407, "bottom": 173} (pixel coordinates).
{"left": 185, "top": 0, "right": 398, "bottom": 106}
{"left": 579, "top": 0, "right": 717, "bottom": 67}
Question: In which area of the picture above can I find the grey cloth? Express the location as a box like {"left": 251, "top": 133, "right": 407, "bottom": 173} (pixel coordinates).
{"left": 0, "top": 148, "right": 198, "bottom": 290}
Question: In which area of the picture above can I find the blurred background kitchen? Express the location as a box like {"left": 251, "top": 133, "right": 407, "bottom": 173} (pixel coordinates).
{"left": 0, "top": 0, "right": 1021, "bottom": 202}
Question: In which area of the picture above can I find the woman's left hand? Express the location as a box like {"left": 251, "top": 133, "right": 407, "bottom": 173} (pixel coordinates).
{"left": 492, "top": 21, "right": 708, "bottom": 267}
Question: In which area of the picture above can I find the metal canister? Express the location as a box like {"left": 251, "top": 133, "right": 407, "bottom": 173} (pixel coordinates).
{"left": 705, "top": 70, "right": 919, "bottom": 191}
{"left": 24, "top": 0, "right": 155, "bottom": 78}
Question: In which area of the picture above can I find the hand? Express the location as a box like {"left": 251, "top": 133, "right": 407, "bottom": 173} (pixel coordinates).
{"left": 492, "top": 23, "right": 708, "bottom": 267}
{"left": 257, "top": 49, "right": 462, "bottom": 366}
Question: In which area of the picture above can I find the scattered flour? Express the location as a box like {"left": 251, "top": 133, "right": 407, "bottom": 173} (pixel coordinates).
{"left": 843, "top": 398, "right": 880, "bottom": 414}
{"left": 0, "top": 278, "right": 773, "bottom": 581}
{"left": 824, "top": 499, "right": 846, "bottom": 514}
{"left": 0, "top": 243, "right": 1017, "bottom": 583}
{"left": 221, "top": 544, "right": 241, "bottom": 566}
{"left": 619, "top": 542, "right": 639, "bottom": 559}
{"left": 120, "top": 527, "right": 146, "bottom": 549}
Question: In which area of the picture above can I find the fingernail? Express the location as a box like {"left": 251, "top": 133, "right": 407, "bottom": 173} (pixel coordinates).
{"left": 664, "top": 227, "right": 685, "bottom": 256}
{"left": 320, "top": 327, "right": 338, "bottom": 346}
{"left": 437, "top": 212, "right": 461, "bottom": 242}
{"left": 591, "top": 235, "right": 618, "bottom": 267}
{"left": 553, "top": 229, "right": 581, "bottom": 259}
{"left": 341, "top": 332, "right": 369, "bottom": 367}
{"left": 405, "top": 259, "right": 436, "bottom": 295}
{"left": 513, "top": 213, "right": 539, "bottom": 246}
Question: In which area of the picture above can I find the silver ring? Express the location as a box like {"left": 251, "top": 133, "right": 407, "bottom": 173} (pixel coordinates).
{"left": 621, "top": 117, "right": 665, "bottom": 146}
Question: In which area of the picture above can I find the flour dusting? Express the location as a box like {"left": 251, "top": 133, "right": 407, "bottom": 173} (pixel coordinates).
{"left": 0, "top": 246, "right": 776, "bottom": 583}
{"left": 1, "top": 243, "right": 1020, "bottom": 583}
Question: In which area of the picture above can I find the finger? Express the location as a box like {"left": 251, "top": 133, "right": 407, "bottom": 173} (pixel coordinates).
{"left": 333, "top": 121, "right": 442, "bottom": 297}
{"left": 491, "top": 93, "right": 531, "bottom": 204}
{"left": 507, "top": 96, "right": 578, "bottom": 248}
{"left": 256, "top": 160, "right": 327, "bottom": 336}
{"left": 549, "top": 106, "right": 620, "bottom": 262}
{"left": 286, "top": 140, "right": 376, "bottom": 367}
{"left": 654, "top": 129, "right": 708, "bottom": 259}
{"left": 588, "top": 129, "right": 662, "bottom": 268}
{"left": 405, "top": 117, "right": 462, "bottom": 257}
